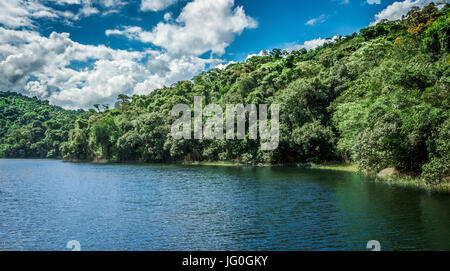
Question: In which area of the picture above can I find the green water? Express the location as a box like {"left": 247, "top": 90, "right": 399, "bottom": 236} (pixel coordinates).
{"left": 0, "top": 159, "right": 449, "bottom": 250}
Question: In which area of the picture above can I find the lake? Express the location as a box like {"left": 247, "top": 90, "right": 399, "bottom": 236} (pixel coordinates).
{"left": 0, "top": 159, "right": 449, "bottom": 251}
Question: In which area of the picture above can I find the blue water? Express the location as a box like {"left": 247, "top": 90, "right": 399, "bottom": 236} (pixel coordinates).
{"left": 0, "top": 159, "right": 449, "bottom": 251}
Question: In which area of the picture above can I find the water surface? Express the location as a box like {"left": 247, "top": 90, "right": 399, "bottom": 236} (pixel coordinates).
{"left": 0, "top": 159, "right": 449, "bottom": 250}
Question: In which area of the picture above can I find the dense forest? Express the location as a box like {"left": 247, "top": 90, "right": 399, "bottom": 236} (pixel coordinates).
{"left": 1, "top": 4, "right": 449, "bottom": 184}
{"left": 0, "top": 92, "right": 89, "bottom": 158}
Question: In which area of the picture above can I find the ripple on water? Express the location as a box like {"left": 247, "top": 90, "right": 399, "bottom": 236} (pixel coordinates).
{"left": 0, "top": 159, "right": 449, "bottom": 251}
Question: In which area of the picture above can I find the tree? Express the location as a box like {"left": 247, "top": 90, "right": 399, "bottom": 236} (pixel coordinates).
{"left": 4, "top": 5, "right": 448, "bottom": 185}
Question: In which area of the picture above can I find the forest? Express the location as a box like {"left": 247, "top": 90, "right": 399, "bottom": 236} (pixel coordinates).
{"left": 0, "top": 4, "right": 449, "bottom": 184}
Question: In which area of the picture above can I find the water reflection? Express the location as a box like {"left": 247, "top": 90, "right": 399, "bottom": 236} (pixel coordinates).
{"left": 0, "top": 159, "right": 449, "bottom": 250}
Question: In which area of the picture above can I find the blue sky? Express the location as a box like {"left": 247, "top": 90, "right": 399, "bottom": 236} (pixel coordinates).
{"left": 0, "top": 0, "right": 441, "bottom": 108}
{"left": 39, "top": 0, "right": 403, "bottom": 60}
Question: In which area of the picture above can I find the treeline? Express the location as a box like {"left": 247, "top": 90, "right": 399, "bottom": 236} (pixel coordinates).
{"left": 1, "top": 4, "right": 449, "bottom": 184}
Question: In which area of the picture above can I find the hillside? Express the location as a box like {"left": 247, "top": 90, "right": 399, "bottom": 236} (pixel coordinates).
{"left": 1, "top": 3, "right": 449, "bottom": 184}
{"left": 0, "top": 92, "right": 90, "bottom": 158}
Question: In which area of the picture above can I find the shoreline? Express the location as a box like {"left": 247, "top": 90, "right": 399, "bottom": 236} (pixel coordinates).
{"left": 311, "top": 164, "right": 450, "bottom": 194}
{"left": 2, "top": 158, "right": 449, "bottom": 194}
{"left": 183, "top": 161, "right": 450, "bottom": 194}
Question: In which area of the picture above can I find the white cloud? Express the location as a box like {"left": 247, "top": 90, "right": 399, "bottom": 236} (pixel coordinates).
{"left": 140, "top": 0, "right": 179, "bottom": 12}
{"left": 370, "top": 0, "right": 442, "bottom": 25}
{"left": 107, "top": 0, "right": 257, "bottom": 56}
{"left": 0, "top": 28, "right": 135, "bottom": 107}
{"left": 367, "top": 0, "right": 381, "bottom": 4}
{"left": 0, "top": 0, "right": 256, "bottom": 109}
{"left": 0, "top": 0, "right": 60, "bottom": 28}
{"left": 244, "top": 37, "right": 339, "bottom": 61}
{"left": 99, "top": 0, "right": 127, "bottom": 8}
{"left": 51, "top": 0, "right": 81, "bottom": 4}
{"left": 79, "top": 5, "right": 99, "bottom": 17}
{"left": 305, "top": 14, "right": 327, "bottom": 26}
{"left": 214, "top": 60, "right": 236, "bottom": 70}
{"left": 0, "top": 27, "right": 213, "bottom": 109}
{"left": 0, "top": 0, "right": 128, "bottom": 29}
{"left": 285, "top": 36, "right": 339, "bottom": 51}
{"left": 51, "top": 0, "right": 126, "bottom": 9}
{"left": 245, "top": 50, "right": 269, "bottom": 61}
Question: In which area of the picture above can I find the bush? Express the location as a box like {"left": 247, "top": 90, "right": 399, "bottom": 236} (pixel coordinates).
{"left": 421, "top": 117, "right": 450, "bottom": 183}
{"left": 421, "top": 158, "right": 450, "bottom": 184}
{"left": 292, "top": 121, "right": 336, "bottom": 163}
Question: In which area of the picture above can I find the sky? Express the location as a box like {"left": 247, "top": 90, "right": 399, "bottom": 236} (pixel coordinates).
{"left": 0, "top": 0, "right": 445, "bottom": 109}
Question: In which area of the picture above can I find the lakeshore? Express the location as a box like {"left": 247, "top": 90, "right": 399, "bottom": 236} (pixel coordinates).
{"left": 179, "top": 161, "right": 450, "bottom": 194}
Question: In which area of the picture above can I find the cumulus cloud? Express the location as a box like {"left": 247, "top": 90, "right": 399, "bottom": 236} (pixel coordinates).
{"left": 107, "top": 0, "right": 257, "bottom": 56}
{"left": 140, "top": 0, "right": 179, "bottom": 12}
{"left": 0, "top": 0, "right": 255, "bottom": 109}
{"left": 0, "top": 27, "right": 216, "bottom": 108}
{"left": 370, "top": 0, "right": 444, "bottom": 25}
{"left": 0, "top": 28, "right": 139, "bottom": 107}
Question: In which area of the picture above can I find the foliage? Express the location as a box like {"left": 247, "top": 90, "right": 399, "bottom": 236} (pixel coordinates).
{"left": 0, "top": 92, "right": 89, "bottom": 158}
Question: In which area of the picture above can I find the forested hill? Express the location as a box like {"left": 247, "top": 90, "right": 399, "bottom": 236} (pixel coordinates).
{"left": 1, "top": 4, "right": 449, "bottom": 184}
{"left": 0, "top": 92, "right": 90, "bottom": 158}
